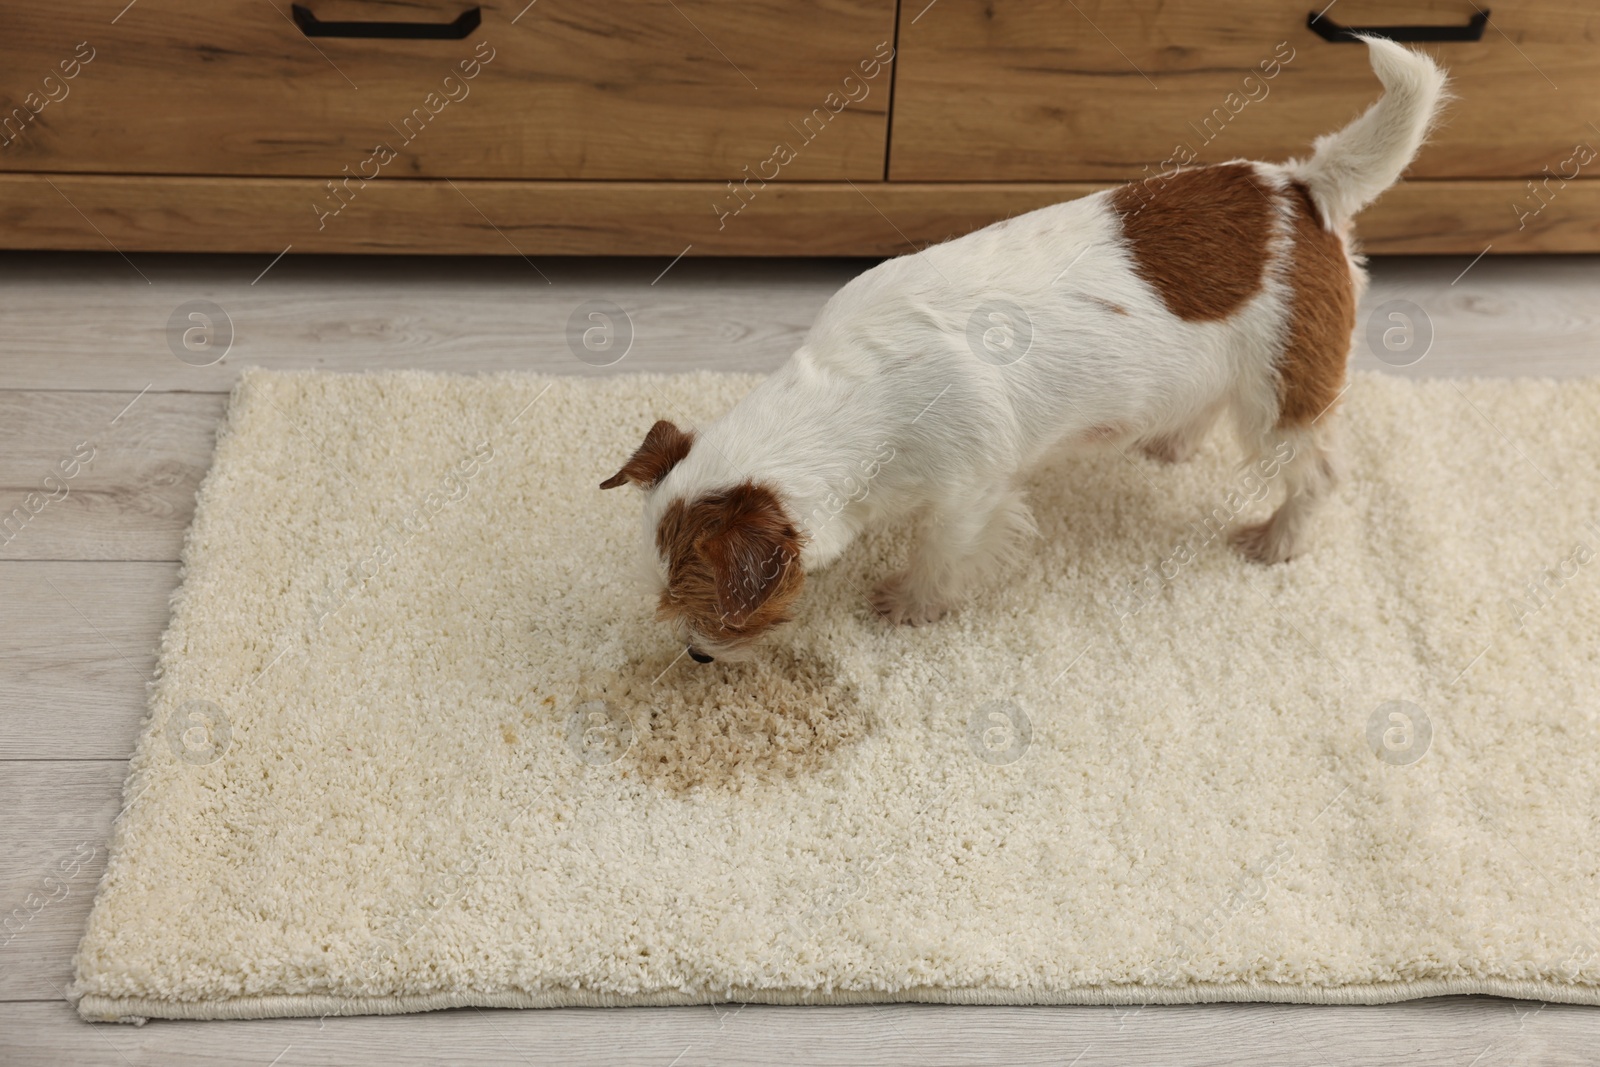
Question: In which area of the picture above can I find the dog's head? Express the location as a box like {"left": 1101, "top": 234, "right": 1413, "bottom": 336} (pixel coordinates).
{"left": 601, "top": 420, "right": 805, "bottom": 661}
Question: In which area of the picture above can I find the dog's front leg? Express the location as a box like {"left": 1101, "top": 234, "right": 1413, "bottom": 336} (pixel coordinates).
{"left": 870, "top": 484, "right": 1036, "bottom": 626}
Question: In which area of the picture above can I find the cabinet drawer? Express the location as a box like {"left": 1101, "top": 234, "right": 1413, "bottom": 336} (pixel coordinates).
{"left": 891, "top": 0, "right": 1600, "bottom": 181}
{"left": 0, "top": 0, "right": 896, "bottom": 180}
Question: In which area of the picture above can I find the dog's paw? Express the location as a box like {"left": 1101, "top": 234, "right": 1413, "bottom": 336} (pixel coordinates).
{"left": 1230, "top": 521, "right": 1296, "bottom": 565}
{"left": 870, "top": 573, "right": 950, "bottom": 626}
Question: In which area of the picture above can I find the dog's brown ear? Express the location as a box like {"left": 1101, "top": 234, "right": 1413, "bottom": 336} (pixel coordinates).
{"left": 697, "top": 485, "right": 804, "bottom": 627}
{"left": 600, "top": 420, "right": 694, "bottom": 490}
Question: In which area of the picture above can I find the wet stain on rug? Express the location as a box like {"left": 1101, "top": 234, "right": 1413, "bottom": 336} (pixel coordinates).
{"left": 567, "top": 647, "right": 867, "bottom": 793}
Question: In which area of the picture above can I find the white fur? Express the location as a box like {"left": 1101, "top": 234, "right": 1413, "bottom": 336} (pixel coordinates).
{"left": 642, "top": 39, "right": 1447, "bottom": 646}
{"left": 1285, "top": 36, "right": 1451, "bottom": 229}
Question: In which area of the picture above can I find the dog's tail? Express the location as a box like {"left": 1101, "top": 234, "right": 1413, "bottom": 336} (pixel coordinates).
{"left": 1286, "top": 36, "right": 1449, "bottom": 228}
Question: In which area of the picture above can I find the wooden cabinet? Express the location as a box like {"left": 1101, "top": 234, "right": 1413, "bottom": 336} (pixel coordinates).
{"left": 890, "top": 1, "right": 1600, "bottom": 182}
{"left": 2, "top": 1, "right": 1598, "bottom": 255}
{"left": 0, "top": 0, "right": 894, "bottom": 179}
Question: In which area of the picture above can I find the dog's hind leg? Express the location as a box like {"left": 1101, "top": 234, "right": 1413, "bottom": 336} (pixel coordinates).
{"left": 871, "top": 483, "right": 1037, "bottom": 625}
{"left": 1139, "top": 399, "right": 1226, "bottom": 464}
{"left": 1228, "top": 316, "right": 1347, "bottom": 566}
{"left": 1230, "top": 171, "right": 1357, "bottom": 564}
{"left": 1230, "top": 421, "right": 1339, "bottom": 564}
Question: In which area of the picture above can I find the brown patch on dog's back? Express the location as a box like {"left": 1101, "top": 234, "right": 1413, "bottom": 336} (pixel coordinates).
{"left": 573, "top": 647, "right": 866, "bottom": 793}
{"left": 1111, "top": 163, "right": 1275, "bottom": 322}
{"left": 1276, "top": 182, "right": 1355, "bottom": 427}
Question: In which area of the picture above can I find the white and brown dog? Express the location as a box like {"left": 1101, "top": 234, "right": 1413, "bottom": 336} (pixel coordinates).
{"left": 603, "top": 37, "right": 1447, "bottom": 662}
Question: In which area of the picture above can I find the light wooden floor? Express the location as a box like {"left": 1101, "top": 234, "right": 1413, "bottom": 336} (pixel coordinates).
{"left": 2, "top": 250, "right": 1597, "bottom": 1066}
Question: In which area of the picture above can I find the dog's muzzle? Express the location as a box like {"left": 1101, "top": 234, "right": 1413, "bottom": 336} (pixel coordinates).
{"left": 687, "top": 647, "right": 714, "bottom": 664}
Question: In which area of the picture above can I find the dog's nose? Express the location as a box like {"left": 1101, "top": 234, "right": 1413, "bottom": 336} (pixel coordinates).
{"left": 688, "top": 648, "right": 714, "bottom": 664}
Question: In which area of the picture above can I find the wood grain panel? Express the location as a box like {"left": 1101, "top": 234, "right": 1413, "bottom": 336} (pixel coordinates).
{"left": 0, "top": 255, "right": 845, "bottom": 392}
{"left": 0, "top": 563, "right": 176, "bottom": 759}
{"left": 0, "top": 0, "right": 895, "bottom": 180}
{"left": 4, "top": 173, "right": 1600, "bottom": 254}
{"left": 0, "top": 392, "right": 225, "bottom": 561}
{"left": 5, "top": 253, "right": 1598, "bottom": 395}
{"left": 890, "top": 0, "right": 1600, "bottom": 181}
{"left": 0, "top": 761, "right": 126, "bottom": 1002}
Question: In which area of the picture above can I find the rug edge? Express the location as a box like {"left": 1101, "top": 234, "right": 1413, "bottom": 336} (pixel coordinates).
{"left": 76, "top": 978, "right": 1600, "bottom": 1023}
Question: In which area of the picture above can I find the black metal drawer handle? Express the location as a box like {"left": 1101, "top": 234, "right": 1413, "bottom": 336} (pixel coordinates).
{"left": 1307, "top": 9, "right": 1489, "bottom": 43}
{"left": 291, "top": 4, "right": 481, "bottom": 39}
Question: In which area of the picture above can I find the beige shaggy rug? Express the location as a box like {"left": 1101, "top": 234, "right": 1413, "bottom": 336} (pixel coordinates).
{"left": 73, "top": 368, "right": 1600, "bottom": 1022}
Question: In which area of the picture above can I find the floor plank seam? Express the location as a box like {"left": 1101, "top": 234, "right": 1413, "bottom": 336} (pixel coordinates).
{"left": 0, "top": 758, "right": 130, "bottom": 764}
